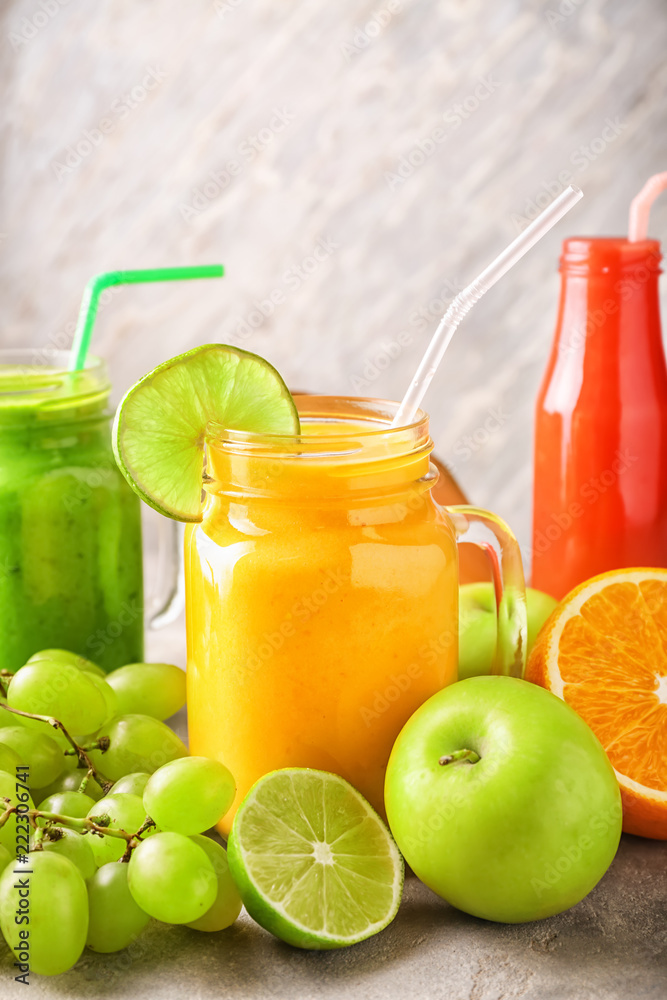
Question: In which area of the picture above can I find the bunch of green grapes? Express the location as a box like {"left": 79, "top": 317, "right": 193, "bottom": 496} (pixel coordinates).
{"left": 0, "top": 649, "right": 240, "bottom": 976}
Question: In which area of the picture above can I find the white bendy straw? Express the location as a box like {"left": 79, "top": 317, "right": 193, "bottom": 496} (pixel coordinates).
{"left": 392, "top": 185, "right": 583, "bottom": 427}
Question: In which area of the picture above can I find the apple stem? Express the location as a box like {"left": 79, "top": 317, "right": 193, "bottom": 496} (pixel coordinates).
{"left": 439, "top": 749, "right": 481, "bottom": 766}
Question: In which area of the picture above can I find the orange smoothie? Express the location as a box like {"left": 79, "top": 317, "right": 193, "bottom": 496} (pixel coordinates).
{"left": 186, "top": 397, "right": 460, "bottom": 834}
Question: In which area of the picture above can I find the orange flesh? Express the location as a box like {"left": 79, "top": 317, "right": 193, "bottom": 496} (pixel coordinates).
{"left": 555, "top": 581, "right": 667, "bottom": 791}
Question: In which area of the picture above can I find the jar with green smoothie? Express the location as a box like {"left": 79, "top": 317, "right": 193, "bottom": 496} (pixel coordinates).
{"left": 0, "top": 349, "right": 143, "bottom": 672}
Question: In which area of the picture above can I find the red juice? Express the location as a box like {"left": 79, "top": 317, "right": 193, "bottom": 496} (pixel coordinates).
{"left": 532, "top": 237, "right": 667, "bottom": 598}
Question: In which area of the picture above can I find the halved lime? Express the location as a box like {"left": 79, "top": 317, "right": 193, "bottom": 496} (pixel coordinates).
{"left": 227, "top": 768, "right": 404, "bottom": 950}
{"left": 112, "top": 345, "right": 299, "bottom": 521}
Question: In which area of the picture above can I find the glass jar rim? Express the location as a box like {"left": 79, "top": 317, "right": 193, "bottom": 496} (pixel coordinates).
{"left": 204, "top": 395, "right": 434, "bottom": 502}
{"left": 207, "top": 394, "right": 431, "bottom": 462}
{"left": 0, "top": 346, "right": 106, "bottom": 373}
{"left": 0, "top": 349, "right": 111, "bottom": 423}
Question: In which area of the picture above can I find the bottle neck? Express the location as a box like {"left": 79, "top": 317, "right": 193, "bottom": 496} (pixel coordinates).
{"left": 553, "top": 238, "right": 663, "bottom": 360}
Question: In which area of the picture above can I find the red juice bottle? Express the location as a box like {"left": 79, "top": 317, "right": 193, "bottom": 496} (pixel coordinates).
{"left": 532, "top": 235, "right": 667, "bottom": 599}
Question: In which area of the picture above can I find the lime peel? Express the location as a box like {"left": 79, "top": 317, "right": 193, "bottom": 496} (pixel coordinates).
{"left": 112, "top": 344, "right": 299, "bottom": 522}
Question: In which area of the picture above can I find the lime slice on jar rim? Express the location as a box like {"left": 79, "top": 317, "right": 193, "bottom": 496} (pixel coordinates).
{"left": 227, "top": 768, "right": 404, "bottom": 950}
{"left": 112, "top": 344, "right": 300, "bottom": 521}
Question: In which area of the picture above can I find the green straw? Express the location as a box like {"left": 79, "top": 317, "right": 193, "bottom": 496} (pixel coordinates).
{"left": 68, "top": 265, "right": 225, "bottom": 372}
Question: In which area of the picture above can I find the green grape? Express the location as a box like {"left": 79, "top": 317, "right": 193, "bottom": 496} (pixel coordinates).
{"left": 86, "top": 793, "right": 149, "bottom": 866}
{"left": 41, "top": 828, "right": 97, "bottom": 881}
{"left": 87, "top": 861, "right": 150, "bottom": 952}
{"left": 0, "top": 741, "right": 22, "bottom": 774}
{"left": 112, "top": 772, "right": 150, "bottom": 797}
{"left": 0, "top": 850, "right": 88, "bottom": 975}
{"left": 186, "top": 835, "right": 242, "bottom": 932}
{"left": 0, "top": 727, "right": 65, "bottom": 788}
{"left": 144, "top": 757, "right": 235, "bottom": 836}
{"left": 83, "top": 776, "right": 108, "bottom": 802}
{"left": 87, "top": 714, "right": 188, "bottom": 781}
{"left": 106, "top": 663, "right": 186, "bottom": 720}
{"left": 31, "top": 726, "right": 79, "bottom": 769}
{"left": 86, "top": 673, "right": 118, "bottom": 725}
{"left": 0, "top": 843, "right": 10, "bottom": 872}
{"left": 26, "top": 649, "right": 106, "bottom": 678}
{"left": 128, "top": 832, "right": 216, "bottom": 924}
{"left": 7, "top": 662, "right": 108, "bottom": 735}
{"left": 32, "top": 769, "right": 104, "bottom": 804}
{"left": 0, "top": 769, "right": 34, "bottom": 855}
{"left": 37, "top": 790, "right": 96, "bottom": 820}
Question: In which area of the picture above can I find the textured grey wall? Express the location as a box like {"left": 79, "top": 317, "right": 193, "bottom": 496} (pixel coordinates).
{"left": 2, "top": 0, "right": 667, "bottom": 574}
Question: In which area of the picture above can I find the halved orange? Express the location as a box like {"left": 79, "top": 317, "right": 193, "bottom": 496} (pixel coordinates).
{"left": 526, "top": 567, "right": 667, "bottom": 839}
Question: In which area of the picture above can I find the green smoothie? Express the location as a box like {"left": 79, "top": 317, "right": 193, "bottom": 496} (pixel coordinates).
{"left": 0, "top": 350, "right": 143, "bottom": 672}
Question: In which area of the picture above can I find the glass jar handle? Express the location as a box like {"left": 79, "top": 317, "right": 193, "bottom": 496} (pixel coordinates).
{"left": 146, "top": 518, "right": 185, "bottom": 630}
{"left": 446, "top": 505, "right": 527, "bottom": 677}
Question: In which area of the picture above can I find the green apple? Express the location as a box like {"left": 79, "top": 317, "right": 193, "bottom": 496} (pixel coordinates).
{"left": 384, "top": 676, "right": 621, "bottom": 923}
{"left": 458, "top": 583, "right": 557, "bottom": 679}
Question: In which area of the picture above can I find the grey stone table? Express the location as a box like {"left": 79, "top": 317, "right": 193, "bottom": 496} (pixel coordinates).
{"left": 3, "top": 624, "right": 662, "bottom": 1000}
{"left": 1, "top": 623, "right": 666, "bottom": 998}
{"left": 2, "top": 835, "right": 664, "bottom": 1000}
{"left": 2, "top": 686, "right": 666, "bottom": 1000}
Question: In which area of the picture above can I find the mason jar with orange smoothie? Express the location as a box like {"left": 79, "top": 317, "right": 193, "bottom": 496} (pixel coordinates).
{"left": 183, "top": 394, "right": 526, "bottom": 833}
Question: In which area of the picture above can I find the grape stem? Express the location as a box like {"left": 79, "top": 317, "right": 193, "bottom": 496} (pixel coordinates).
{"left": 78, "top": 769, "right": 95, "bottom": 795}
{"left": 0, "top": 703, "right": 114, "bottom": 794}
{"left": 67, "top": 737, "right": 110, "bottom": 754}
{"left": 0, "top": 798, "right": 156, "bottom": 858}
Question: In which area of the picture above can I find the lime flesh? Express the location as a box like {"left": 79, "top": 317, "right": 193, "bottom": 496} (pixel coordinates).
{"left": 113, "top": 344, "right": 299, "bottom": 521}
{"left": 227, "top": 768, "right": 404, "bottom": 950}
